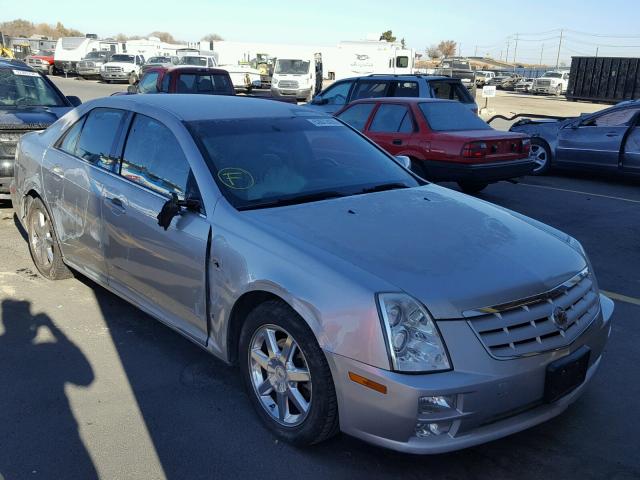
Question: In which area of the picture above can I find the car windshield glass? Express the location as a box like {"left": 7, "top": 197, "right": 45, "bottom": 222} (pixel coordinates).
{"left": 0, "top": 69, "right": 65, "bottom": 107}
{"left": 111, "top": 55, "right": 134, "bottom": 63}
{"left": 543, "top": 72, "right": 563, "bottom": 78}
{"left": 85, "top": 51, "right": 107, "bottom": 59}
{"left": 148, "top": 57, "right": 168, "bottom": 63}
{"left": 187, "top": 116, "right": 420, "bottom": 210}
{"left": 180, "top": 56, "right": 208, "bottom": 66}
{"left": 275, "top": 59, "right": 310, "bottom": 74}
{"left": 40, "top": 50, "right": 54, "bottom": 57}
{"left": 419, "top": 102, "right": 491, "bottom": 131}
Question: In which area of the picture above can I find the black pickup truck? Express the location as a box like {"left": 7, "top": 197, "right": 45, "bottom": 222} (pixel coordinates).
{"left": 434, "top": 58, "right": 476, "bottom": 95}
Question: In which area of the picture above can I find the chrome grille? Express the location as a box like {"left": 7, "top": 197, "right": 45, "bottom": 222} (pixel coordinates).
{"left": 27, "top": 58, "right": 44, "bottom": 66}
{"left": 0, "top": 131, "right": 23, "bottom": 160}
{"left": 105, "top": 66, "right": 123, "bottom": 73}
{"left": 79, "top": 61, "right": 95, "bottom": 68}
{"left": 278, "top": 80, "right": 299, "bottom": 89}
{"left": 535, "top": 79, "right": 551, "bottom": 87}
{"left": 467, "top": 269, "right": 599, "bottom": 358}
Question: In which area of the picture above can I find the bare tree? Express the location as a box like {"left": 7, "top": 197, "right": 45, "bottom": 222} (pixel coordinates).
{"left": 426, "top": 45, "right": 441, "bottom": 59}
{"left": 437, "top": 40, "right": 457, "bottom": 58}
{"left": 148, "top": 31, "right": 177, "bottom": 43}
{"left": 0, "top": 19, "right": 82, "bottom": 38}
{"left": 202, "top": 33, "right": 224, "bottom": 42}
{"left": 379, "top": 30, "right": 397, "bottom": 43}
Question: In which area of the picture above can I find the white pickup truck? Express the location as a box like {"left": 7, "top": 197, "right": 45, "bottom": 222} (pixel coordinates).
{"left": 532, "top": 70, "right": 570, "bottom": 96}
{"left": 100, "top": 54, "right": 145, "bottom": 84}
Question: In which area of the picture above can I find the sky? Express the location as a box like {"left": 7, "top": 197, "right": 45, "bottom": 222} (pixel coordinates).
{"left": 5, "top": 0, "right": 640, "bottom": 64}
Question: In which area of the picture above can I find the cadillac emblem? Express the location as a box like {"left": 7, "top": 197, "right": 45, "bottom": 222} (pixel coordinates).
{"left": 552, "top": 306, "right": 569, "bottom": 331}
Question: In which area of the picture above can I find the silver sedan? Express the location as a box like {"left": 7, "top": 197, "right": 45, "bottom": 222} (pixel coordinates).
{"left": 11, "top": 94, "right": 613, "bottom": 454}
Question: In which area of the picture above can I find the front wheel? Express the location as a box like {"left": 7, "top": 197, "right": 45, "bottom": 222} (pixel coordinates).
{"left": 555, "top": 85, "right": 563, "bottom": 96}
{"left": 128, "top": 72, "right": 139, "bottom": 85}
{"left": 458, "top": 181, "right": 488, "bottom": 194}
{"left": 27, "top": 197, "right": 72, "bottom": 280}
{"left": 239, "top": 300, "right": 339, "bottom": 446}
{"left": 529, "top": 139, "right": 552, "bottom": 175}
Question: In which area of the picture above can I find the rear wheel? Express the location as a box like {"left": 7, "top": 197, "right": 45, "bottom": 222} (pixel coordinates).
{"left": 458, "top": 181, "right": 488, "bottom": 194}
{"left": 529, "top": 139, "right": 552, "bottom": 175}
{"left": 27, "top": 198, "right": 72, "bottom": 280}
{"left": 239, "top": 300, "right": 339, "bottom": 446}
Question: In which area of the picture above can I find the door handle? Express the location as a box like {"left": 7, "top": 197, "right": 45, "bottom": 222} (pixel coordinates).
{"left": 392, "top": 139, "right": 403, "bottom": 145}
{"left": 606, "top": 133, "right": 619, "bottom": 137}
{"left": 111, "top": 197, "right": 124, "bottom": 208}
{"left": 104, "top": 195, "right": 126, "bottom": 214}
{"left": 51, "top": 164, "right": 64, "bottom": 178}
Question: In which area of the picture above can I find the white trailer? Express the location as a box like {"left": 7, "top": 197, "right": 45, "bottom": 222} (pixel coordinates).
{"left": 322, "top": 40, "right": 415, "bottom": 80}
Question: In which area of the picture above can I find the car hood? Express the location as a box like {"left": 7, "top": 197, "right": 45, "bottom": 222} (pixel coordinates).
{"left": 245, "top": 185, "right": 586, "bottom": 319}
{"left": 0, "top": 106, "right": 71, "bottom": 129}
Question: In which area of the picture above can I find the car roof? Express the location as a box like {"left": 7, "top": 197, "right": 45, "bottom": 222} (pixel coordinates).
{"left": 336, "top": 74, "right": 460, "bottom": 83}
{"left": 146, "top": 65, "right": 229, "bottom": 75}
{"left": 347, "top": 97, "right": 457, "bottom": 106}
{"left": 0, "top": 59, "right": 35, "bottom": 71}
{"left": 98, "top": 94, "right": 317, "bottom": 121}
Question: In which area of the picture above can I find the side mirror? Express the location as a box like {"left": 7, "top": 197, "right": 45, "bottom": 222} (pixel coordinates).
{"left": 156, "top": 194, "right": 201, "bottom": 231}
{"left": 127, "top": 85, "right": 138, "bottom": 94}
{"left": 395, "top": 155, "right": 411, "bottom": 169}
{"left": 66, "top": 95, "right": 82, "bottom": 107}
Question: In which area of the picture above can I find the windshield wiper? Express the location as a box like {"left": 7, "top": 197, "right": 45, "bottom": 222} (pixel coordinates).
{"left": 237, "top": 190, "right": 346, "bottom": 211}
{"left": 358, "top": 182, "right": 410, "bottom": 194}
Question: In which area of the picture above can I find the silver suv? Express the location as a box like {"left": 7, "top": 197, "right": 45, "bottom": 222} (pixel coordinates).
{"left": 11, "top": 95, "right": 613, "bottom": 454}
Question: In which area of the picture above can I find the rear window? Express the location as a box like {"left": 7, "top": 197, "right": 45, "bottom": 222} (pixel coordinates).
{"left": 428, "top": 80, "right": 474, "bottom": 104}
{"left": 176, "top": 73, "right": 233, "bottom": 95}
{"left": 419, "top": 102, "right": 490, "bottom": 132}
{"left": 390, "top": 81, "right": 419, "bottom": 97}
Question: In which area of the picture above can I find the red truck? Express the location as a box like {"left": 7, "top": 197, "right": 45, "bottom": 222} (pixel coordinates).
{"left": 335, "top": 97, "right": 534, "bottom": 193}
{"left": 26, "top": 50, "right": 55, "bottom": 75}
{"left": 128, "top": 65, "right": 235, "bottom": 95}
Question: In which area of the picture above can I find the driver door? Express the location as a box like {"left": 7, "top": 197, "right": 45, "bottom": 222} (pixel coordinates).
{"left": 102, "top": 113, "right": 210, "bottom": 344}
{"left": 556, "top": 107, "right": 640, "bottom": 169}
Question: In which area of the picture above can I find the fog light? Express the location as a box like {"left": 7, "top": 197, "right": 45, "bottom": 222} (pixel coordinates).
{"left": 418, "top": 395, "right": 456, "bottom": 414}
{"left": 415, "top": 421, "right": 452, "bottom": 438}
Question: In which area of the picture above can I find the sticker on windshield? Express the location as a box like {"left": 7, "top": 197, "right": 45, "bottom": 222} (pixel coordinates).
{"left": 13, "top": 69, "right": 40, "bottom": 77}
{"left": 307, "top": 118, "right": 342, "bottom": 127}
{"left": 218, "top": 168, "right": 255, "bottom": 189}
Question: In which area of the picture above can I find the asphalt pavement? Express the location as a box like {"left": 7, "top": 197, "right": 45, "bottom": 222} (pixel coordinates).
{"left": 0, "top": 80, "right": 638, "bottom": 480}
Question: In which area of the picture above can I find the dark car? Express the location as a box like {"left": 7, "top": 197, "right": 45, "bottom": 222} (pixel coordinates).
{"left": 306, "top": 74, "right": 478, "bottom": 115}
{"left": 336, "top": 98, "right": 533, "bottom": 193}
{"left": 0, "top": 59, "right": 80, "bottom": 199}
{"left": 128, "top": 65, "right": 234, "bottom": 96}
{"left": 510, "top": 100, "right": 640, "bottom": 176}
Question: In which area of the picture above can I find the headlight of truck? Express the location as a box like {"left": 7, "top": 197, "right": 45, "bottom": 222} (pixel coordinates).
{"left": 272, "top": 78, "right": 278, "bottom": 86}
{"left": 377, "top": 293, "right": 451, "bottom": 372}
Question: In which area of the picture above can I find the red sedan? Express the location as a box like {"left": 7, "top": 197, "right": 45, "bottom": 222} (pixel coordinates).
{"left": 335, "top": 98, "right": 534, "bottom": 193}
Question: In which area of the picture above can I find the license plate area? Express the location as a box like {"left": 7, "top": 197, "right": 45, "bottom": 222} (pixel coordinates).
{"left": 544, "top": 346, "right": 590, "bottom": 403}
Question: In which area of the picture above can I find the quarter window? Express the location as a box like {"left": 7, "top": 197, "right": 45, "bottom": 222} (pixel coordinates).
{"left": 75, "top": 108, "right": 125, "bottom": 171}
{"left": 58, "top": 118, "right": 85, "bottom": 155}
{"left": 429, "top": 80, "right": 474, "bottom": 104}
{"left": 369, "top": 104, "right": 414, "bottom": 133}
{"left": 336, "top": 103, "right": 376, "bottom": 131}
{"left": 121, "top": 114, "right": 195, "bottom": 200}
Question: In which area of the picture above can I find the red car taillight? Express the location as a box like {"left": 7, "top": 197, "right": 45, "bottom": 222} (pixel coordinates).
{"left": 462, "top": 141, "right": 488, "bottom": 158}
{"left": 522, "top": 138, "right": 531, "bottom": 155}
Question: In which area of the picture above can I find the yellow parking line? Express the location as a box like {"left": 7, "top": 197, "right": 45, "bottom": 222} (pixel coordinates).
{"left": 518, "top": 183, "right": 640, "bottom": 204}
{"left": 601, "top": 290, "right": 640, "bottom": 307}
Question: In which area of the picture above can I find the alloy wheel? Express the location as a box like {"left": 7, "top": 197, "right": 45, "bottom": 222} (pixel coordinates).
{"left": 530, "top": 144, "right": 548, "bottom": 173}
{"left": 248, "top": 324, "right": 312, "bottom": 427}
{"left": 29, "top": 209, "right": 54, "bottom": 267}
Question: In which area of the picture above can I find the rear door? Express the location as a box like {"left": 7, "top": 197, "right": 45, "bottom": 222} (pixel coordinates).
{"left": 365, "top": 103, "right": 417, "bottom": 155}
{"left": 556, "top": 107, "right": 640, "bottom": 169}
{"left": 622, "top": 113, "right": 640, "bottom": 174}
{"left": 102, "top": 113, "right": 210, "bottom": 344}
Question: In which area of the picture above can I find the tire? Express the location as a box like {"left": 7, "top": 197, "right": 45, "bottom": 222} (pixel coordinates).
{"left": 128, "top": 72, "right": 139, "bottom": 85}
{"left": 458, "top": 181, "right": 488, "bottom": 194}
{"left": 27, "top": 197, "right": 72, "bottom": 280}
{"left": 239, "top": 299, "right": 339, "bottom": 446}
{"left": 47, "top": 65, "right": 54, "bottom": 76}
{"left": 555, "top": 85, "right": 563, "bottom": 97}
{"left": 529, "top": 139, "right": 552, "bottom": 175}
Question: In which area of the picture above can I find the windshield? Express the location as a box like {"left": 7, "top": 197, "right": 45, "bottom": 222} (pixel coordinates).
{"left": 420, "top": 102, "right": 491, "bottom": 132}
{"left": 440, "top": 61, "right": 470, "bottom": 70}
{"left": 148, "top": 57, "right": 169, "bottom": 64}
{"left": 110, "top": 54, "right": 135, "bottom": 63}
{"left": 180, "top": 56, "right": 208, "bottom": 66}
{"left": 84, "top": 51, "right": 107, "bottom": 59}
{"left": 187, "top": 116, "right": 420, "bottom": 210}
{"left": 0, "top": 69, "right": 65, "bottom": 107}
{"left": 275, "top": 59, "right": 310, "bottom": 75}
{"left": 543, "top": 72, "right": 563, "bottom": 78}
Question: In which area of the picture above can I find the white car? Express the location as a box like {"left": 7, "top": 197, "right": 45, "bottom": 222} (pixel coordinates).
{"left": 532, "top": 71, "right": 570, "bottom": 96}
{"left": 100, "top": 54, "right": 145, "bottom": 84}
{"left": 475, "top": 71, "right": 495, "bottom": 87}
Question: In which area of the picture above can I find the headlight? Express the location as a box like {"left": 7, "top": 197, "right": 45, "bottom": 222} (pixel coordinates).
{"left": 377, "top": 293, "right": 451, "bottom": 372}
{"left": 272, "top": 78, "right": 278, "bottom": 86}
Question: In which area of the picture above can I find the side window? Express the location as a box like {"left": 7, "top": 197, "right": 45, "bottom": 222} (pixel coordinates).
{"left": 57, "top": 118, "right": 85, "bottom": 155}
{"left": 589, "top": 108, "right": 639, "bottom": 127}
{"left": 161, "top": 72, "right": 171, "bottom": 92}
{"left": 396, "top": 56, "right": 409, "bottom": 68}
{"left": 351, "top": 81, "right": 390, "bottom": 101}
{"left": 430, "top": 81, "right": 473, "bottom": 104}
{"left": 138, "top": 72, "right": 159, "bottom": 93}
{"left": 121, "top": 114, "right": 195, "bottom": 200}
{"left": 319, "top": 81, "right": 353, "bottom": 105}
{"left": 369, "top": 104, "right": 414, "bottom": 133}
{"left": 390, "top": 81, "right": 419, "bottom": 97}
{"left": 336, "top": 103, "right": 376, "bottom": 131}
{"left": 75, "top": 108, "right": 125, "bottom": 171}
{"left": 176, "top": 74, "right": 197, "bottom": 93}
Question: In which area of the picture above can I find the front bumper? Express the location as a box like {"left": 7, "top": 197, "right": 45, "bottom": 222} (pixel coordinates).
{"left": 0, "top": 176, "right": 11, "bottom": 200}
{"left": 533, "top": 85, "right": 560, "bottom": 94}
{"left": 425, "top": 158, "right": 535, "bottom": 183}
{"left": 100, "top": 72, "right": 132, "bottom": 81}
{"left": 78, "top": 67, "right": 102, "bottom": 77}
{"left": 325, "top": 294, "right": 613, "bottom": 454}
{"left": 271, "top": 87, "right": 312, "bottom": 100}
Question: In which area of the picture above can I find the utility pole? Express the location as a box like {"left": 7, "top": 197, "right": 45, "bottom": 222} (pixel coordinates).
{"left": 540, "top": 44, "right": 544, "bottom": 66}
{"left": 458, "top": 43, "right": 462, "bottom": 57}
{"left": 474, "top": 45, "right": 478, "bottom": 57}
{"left": 513, "top": 33, "right": 519, "bottom": 66}
{"left": 506, "top": 39, "right": 511, "bottom": 64}
{"left": 595, "top": 46, "right": 599, "bottom": 58}
{"left": 555, "top": 29, "right": 563, "bottom": 69}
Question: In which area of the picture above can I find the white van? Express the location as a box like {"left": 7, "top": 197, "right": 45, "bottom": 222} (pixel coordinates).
{"left": 271, "top": 53, "right": 322, "bottom": 102}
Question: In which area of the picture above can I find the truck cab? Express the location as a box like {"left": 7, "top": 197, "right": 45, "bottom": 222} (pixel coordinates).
{"left": 271, "top": 54, "right": 322, "bottom": 102}
{"left": 532, "top": 70, "right": 570, "bottom": 96}
{"left": 100, "top": 53, "right": 145, "bottom": 83}
{"left": 129, "top": 66, "right": 235, "bottom": 96}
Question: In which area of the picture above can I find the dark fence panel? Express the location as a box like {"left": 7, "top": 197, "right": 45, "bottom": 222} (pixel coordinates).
{"left": 567, "top": 56, "right": 640, "bottom": 103}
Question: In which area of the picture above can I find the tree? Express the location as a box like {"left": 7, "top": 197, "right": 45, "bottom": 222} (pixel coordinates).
{"left": 148, "top": 31, "right": 176, "bottom": 43}
{"left": 426, "top": 45, "right": 441, "bottom": 59}
{"left": 400, "top": 37, "right": 406, "bottom": 49}
{"left": 202, "top": 33, "right": 224, "bottom": 42}
{"left": 0, "top": 19, "right": 82, "bottom": 38}
{"left": 437, "top": 40, "right": 457, "bottom": 58}
{"left": 379, "top": 30, "right": 396, "bottom": 43}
